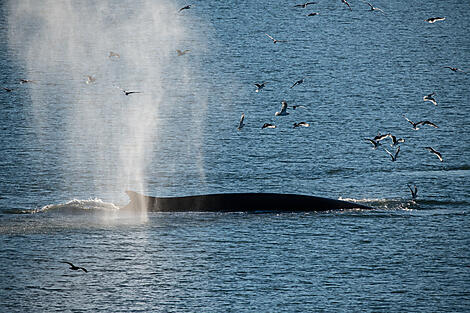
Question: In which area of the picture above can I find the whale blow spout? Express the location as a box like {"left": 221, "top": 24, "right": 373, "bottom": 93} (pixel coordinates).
{"left": 122, "top": 191, "right": 372, "bottom": 213}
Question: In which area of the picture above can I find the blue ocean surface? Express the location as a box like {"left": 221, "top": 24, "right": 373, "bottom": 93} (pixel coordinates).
{"left": 0, "top": 0, "right": 469, "bottom": 312}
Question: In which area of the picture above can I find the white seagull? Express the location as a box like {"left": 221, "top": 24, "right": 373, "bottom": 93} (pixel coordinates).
{"left": 423, "top": 92, "right": 437, "bottom": 105}
{"left": 425, "top": 17, "right": 445, "bottom": 23}
{"left": 293, "top": 122, "right": 310, "bottom": 128}
{"left": 275, "top": 101, "right": 289, "bottom": 116}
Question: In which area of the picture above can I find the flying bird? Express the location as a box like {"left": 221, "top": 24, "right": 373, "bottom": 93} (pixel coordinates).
{"left": 176, "top": 49, "right": 190, "bottom": 56}
{"left": 275, "top": 101, "right": 289, "bottom": 116}
{"left": 290, "top": 78, "right": 304, "bottom": 89}
{"left": 294, "top": 2, "right": 316, "bottom": 8}
{"left": 390, "top": 135, "right": 405, "bottom": 146}
{"left": 443, "top": 66, "right": 465, "bottom": 72}
{"left": 341, "top": 0, "right": 352, "bottom": 11}
{"left": 424, "top": 147, "right": 443, "bottom": 162}
{"left": 3, "top": 87, "right": 13, "bottom": 92}
{"left": 108, "top": 51, "right": 120, "bottom": 58}
{"left": 122, "top": 90, "right": 142, "bottom": 96}
{"left": 255, "top": 82, "right": 267, "bottom": 92}
{"left": 293, "top": 122, "right": 310, "bottom": 128}
{"left": 384, "top": 146, "right": 400, "bottom": 162}
{"left": 61, "top": 261, "right": 88, "bottom": 273}
{"left": 365, "top": 138, "right": 381, "bottom": 149}
{"left": 237, "top": 113, "right": 245, "bottom": 130}
{"left": 423, "top": 92, "right": 437, "bottom": 105}
{"left": 265, "top": 33, "right": 288, "bottom": 44}
{"left": 262, "top": 123, "right": 276, "bottom": 129}
{"left": 418, "top": 120, "right": 439, "bottom": 128}
{"left": 408, "top": 185, "right": 418, "bottom": 199}
{"left": 364, "top": 2, "right": 384, "bottom": 13}
{"left": 404, "top": 116, "right": 421, "bottom": 130}
{"left": 179, "top": 5, "right": 192, "bottom": 12}
{"left": 85, "top": 75, "right": 96, "bottom": 84}
{"left": 373, "top": 133, "right": 390, "bottom": 142}
{"left": 425, "top": 17, "right": 445, "bottom": 23}
{"left": 403, "top": 116, "right": 437, "bottom": 130}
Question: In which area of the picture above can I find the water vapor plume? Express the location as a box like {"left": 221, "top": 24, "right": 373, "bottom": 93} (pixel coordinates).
{"left": 7, "top": 0, "right": 210, "bottom": 211}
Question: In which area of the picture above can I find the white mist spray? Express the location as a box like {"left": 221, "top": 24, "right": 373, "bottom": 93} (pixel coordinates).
{"left": 7, "top": 0, "right": 209, "bottom": 213}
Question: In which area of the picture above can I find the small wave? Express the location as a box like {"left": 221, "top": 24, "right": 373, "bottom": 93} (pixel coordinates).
{"left": 339, "top": 197, "right": 470, "bottom": 211}
{"left": 30, "top": 199, "right": 120, "bottom": 214}
{"left": 339, "top": 197, "right": 410, "bottom": 210}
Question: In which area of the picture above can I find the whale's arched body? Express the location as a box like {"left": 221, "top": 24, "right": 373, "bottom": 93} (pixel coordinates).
{"left": 123, "top": 191, "right": 372, "bottom": 212}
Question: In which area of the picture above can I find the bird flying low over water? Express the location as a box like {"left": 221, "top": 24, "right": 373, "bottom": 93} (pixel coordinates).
{"left": 390, "top": 135, "right": 405, "bottom": 147}
{"left": 384, "top": 146, "right": 400, "bottom": 162}
{"left": 262, "top": 123, "right": 276, "bottom": 129}
{"left": 364, "top": 2, "right": 384, "bottom": 13}
{"left": 275, "top": 101, "right": 289, "bottom": 116}
{"left": 373, "top": 133, "right": 390, "bottom": 142}
{"left": 443, "top": 66, "right": 465, "bottom": 72}
{"left": 265, "top": 33, "right": 288, "bottom": 44}
{"left": 365, "top": 138, "right": 381, "bottom": 149}
{"left": 408, "top": 185, "right": 418, "bottom": 199}
{"left": 341, "top": 0, "right": 352, "bottom": 11}
{"left": 403, "top": 116, "right": 438, "bottom": 130}
{"left": 61, "top": 261, "right": 88, "bottom": 273}
{"left": 290, "top": 79, "right": 304, "bottom": 89}
{"left": 423, "top": 92, "right": 437, "bottom": 105}
{"left": 108, "top": 51, "right": 120, "bottom": 58}
{"left": 255, "top": 82, "right": 267, "bottom": 92}
{"left": 121, "top": 90, "right": 142, "bottom": 96}
{"left": 425, "top": 17, "right": 445, "bottom": 23}
{"left": 176, "top": 49, "right": 190, "bottom": 56}
{"left": 179, "top": 5, "right": 192, "bottom": 12}
{"left": 293, "top": 122, "right": 310, "bottom": 128}
{"left": 294, "top": 2, "right": 316, "bottom": 8}
{"left": 238, "top": 113, "right": 245, "bottom": 130}
{"left": 424, "top": 147, "right": 443, "bottom": 162}
{"left": 3, "top": 87, "right": 13, "bottom": 92}
{"left": 85, "top": 75, "right": 96, "bottom": 84}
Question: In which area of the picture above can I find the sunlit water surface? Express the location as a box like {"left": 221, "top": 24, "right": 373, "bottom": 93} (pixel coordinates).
{"left": 1, "top": 0, "right": 469, "bottom": 311}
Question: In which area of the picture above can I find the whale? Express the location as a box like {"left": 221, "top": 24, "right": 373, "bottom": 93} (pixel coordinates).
{"left": 122, "top": 191, "right": 372, "bottom": 212}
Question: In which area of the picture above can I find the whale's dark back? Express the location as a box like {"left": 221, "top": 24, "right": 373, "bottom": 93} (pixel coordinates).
{"left": 123, "top": 191, "right": 372, "bottom": 212}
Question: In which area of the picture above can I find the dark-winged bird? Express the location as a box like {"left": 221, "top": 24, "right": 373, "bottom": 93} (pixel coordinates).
{"left": 61, "top": 261, "right": 88, "bottom": 273}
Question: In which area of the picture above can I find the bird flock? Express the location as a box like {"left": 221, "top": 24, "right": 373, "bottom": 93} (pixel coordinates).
{"left": 2, "top": 1, "right": 467, "bottom": 202}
